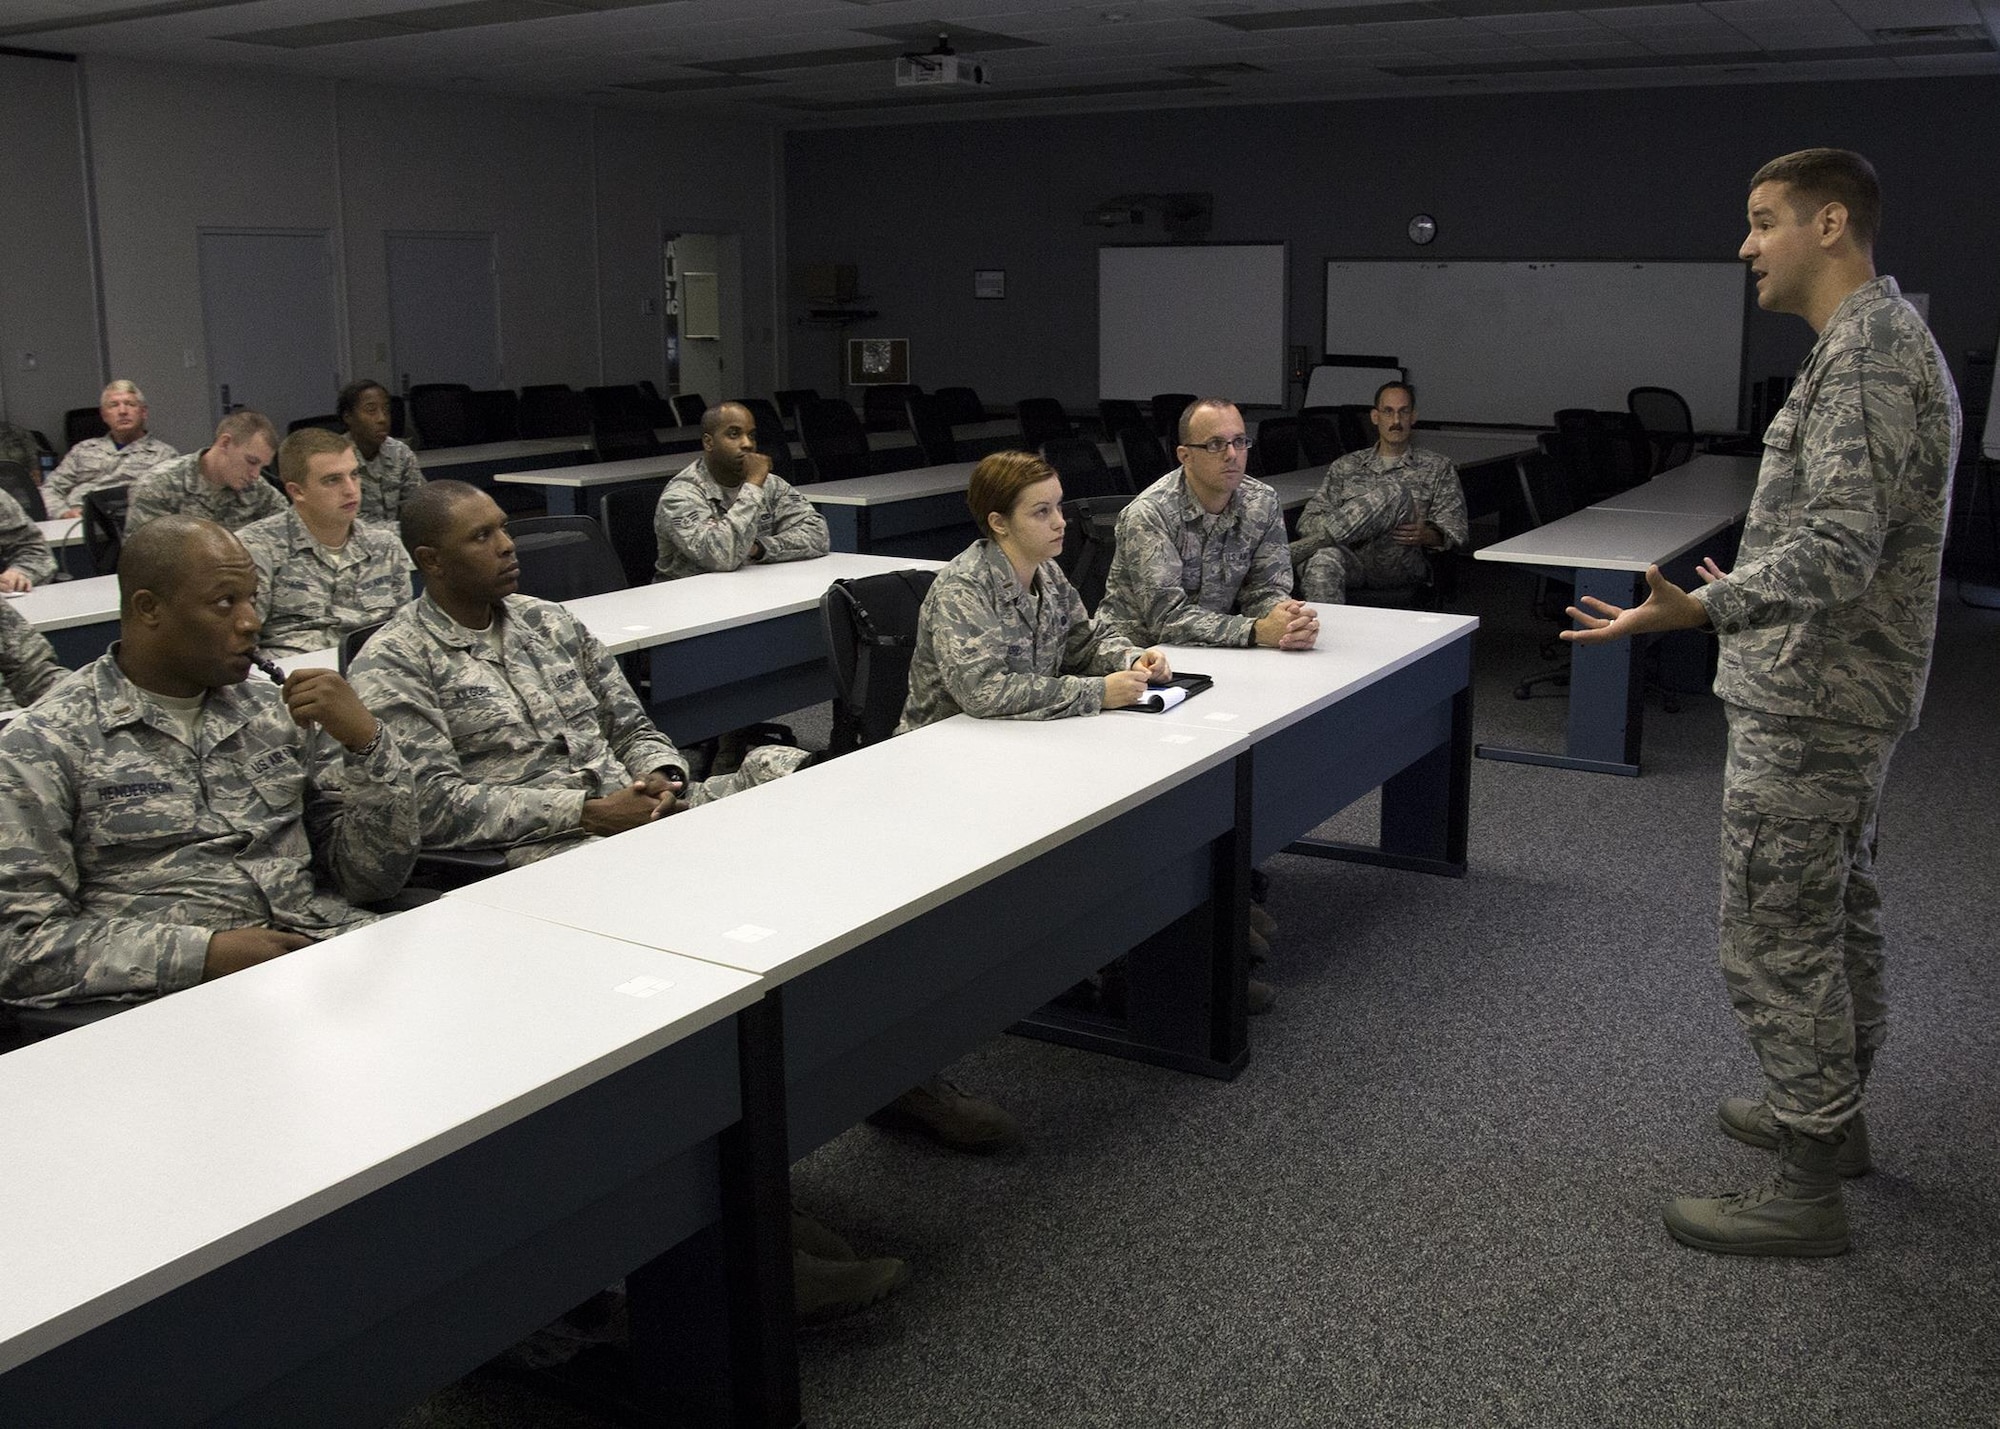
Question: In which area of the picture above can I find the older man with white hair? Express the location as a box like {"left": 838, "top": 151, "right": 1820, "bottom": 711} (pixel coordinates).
{"left": 45, "top": 380, "right": 179, "bottom": 518}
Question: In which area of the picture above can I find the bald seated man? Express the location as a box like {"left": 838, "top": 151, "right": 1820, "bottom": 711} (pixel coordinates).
{"left": 0, "top": 517, "right": 419, "bottom": 1011}
{"left": 125, "top": 409, "right": 285, "bottom": 535}
{"left": 350, "top": 480, "right": 810, "bottom": 868}
{"left": 652, "top": 401, "right": 828, "bottom": 581}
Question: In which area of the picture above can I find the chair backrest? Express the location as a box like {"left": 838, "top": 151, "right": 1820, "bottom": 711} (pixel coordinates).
{"left": 1041, "top": 436, "right": 1126, "bottom": 500}
{"left": 1117, "top": 426, "right": 1170, "bottom": 488}
{"left": 1017, "top": 397, "right": 1074, "bottom": 447}
{"left": 1149, "top": 393, "right": 1196, "bottom": 443}
{"left": 465, "top": 389, "right": 521, "bottom": 444}
{"left": 585, "top": 384, "right": 651, "bottom": 429}
{"left": 0, "top": 460, "right": 47, "bottom": 521}
{"left": 797, "top": 398, "right": 871, "bottom": 484}
{"left": 1097, "top": 399, "right": 1148, "bottom": 442}
{"left": 861, "top": 384, "right": 919, "bottom": 431}
{"left": 906, "top": 392, "right": 957, "bottom": 466}
{"left": 65, "top": 407, "right": 110, "bottom": 450}
{"left": 1555, "top": 408, "right": 1650, "bottom": 498}
{"left": 1331, "top": 404, "right": 1375, "bottom": 455}
{"left": 1519, "top": 444, "right": 1580, "bottom": 527}
{"left": 1627, "top": 386, "right": 1695, "bottom": 474}
{"left": 1253, "top": 416, "right": 1301, "bottom": 476}
{"left": 410, "top": 388, "right": 476, "bottom": 449}
{"left": 1297, "top": 414, "right": 1344, "bottom": 466}
{"left": 509, "top": 515, "right": 630, "bottom": 601}
{"left": 669, "top": 393, "right": 708, "bottom": 426}
{"left": 286, "top": 413, "right": 344, "bottom": 436}
{"left": 408, "top": 382, "right": 471, "bottom": 398}
{"left": 338, "top": 618, "right": 389, "bottom": 674}
{"left": 591, "top": 416, "right": 663, "bottom": 465}
{"left": 82, "top": 485, "right": 129, "bottom": 575}
{"left": 773, "top": 388, "right": 819, "bottom": 425}
{"left": 819, "top": 568, "right": 938, "bottom": 755}
{"left": 599, "top": 485, "right": 663, "bottom": 589}
{"left": 1057, "top": 495, "right": 1132, "bottom": 614}
{"left": 730, "top": 398, "right": 798, "bottom": 483}
{"left": 934, "top": 386, "right": 984, "bottom": 426}
{"left": 519, "top": 386, "right": 591, "bottom": 439}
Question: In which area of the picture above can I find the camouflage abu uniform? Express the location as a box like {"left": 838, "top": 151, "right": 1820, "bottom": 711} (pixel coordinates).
{"left": 1098, "top": 468, "right": 1293, "bottom": 646}
{"left": 652, "top": 455, "right": 830, "bottom": 581}
{"left": 237, "top": 509, "right": 415, "bottom": 657}
{"left": 0, "top": 420, "right": 42, "bottom": 475}
{"left": 44, "top": 432, "right": 177, "bottom": 513}
{"left": 1689, "top": 275, "right": 1958, "bottom": 1140}
{"left": 350, "top": 593, "right": 807, "bottom": 866}
{"left": 897, "top": 539, "right": 1143, "bottom": 733}
{"left": 125, "top": 448, "right": 287, "bottom": 535}
{"left": 0, "top": 599, "right": 66, "bottom": 713}
{"left": 0, "top": 488, "right": 56, "bottom": 586}
{"left": 357, "top": 436, "right": 427, "bottom": 525}
{"left": 0, "top": 653, "right": 420, "bottom": 1008}
{"left": 1294, "top": 445, "right": 1467, "bottom": 603}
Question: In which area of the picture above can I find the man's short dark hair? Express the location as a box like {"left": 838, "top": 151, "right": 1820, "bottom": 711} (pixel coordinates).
{"left": 119, "top": 516, "right": 236, "bottom": 612}
{"left": 1177, "top": 398, "right": 1238, "bottom": 445}
{"left": 398, "top": 479, "right": 485, "bottom": 556}
{"left": 1751, "top": 148, "right": 1880, "bottom": 251}
{"left": 1374, "top": 381, "right": 1416, "bottom": 408}
{"left": 701, "top": 402, "right": 751, "bottom": 437}
{"left": 337, "top": 379, "right": 392, "bottom": 419}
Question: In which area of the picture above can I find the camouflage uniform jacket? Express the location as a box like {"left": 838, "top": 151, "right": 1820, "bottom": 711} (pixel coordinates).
{"left": 1295, "top": 445, "right": 1469, "bottom": 557}
{"left": 0, "top": 420, "right": 42, "bottom": 474}
{"left": 125, "top": 447, "right": 287, "bottom": 535}
{"left": 1693, "top": 276, "right": 1959, "bottom": 734}
{"left": 238, "top": 509, "right": 416, "bottom": 657}
{"left": 349, "top": 593, "right": 686, "bottom": 861}
{"left": 0, "top": 599, "right": 66, "bottom": 713}
{"left": 44, "top": 433, "right": 178, "bottom": 513}
{"left": 897, "top": 539, "right": 1142, "bottom": 733}
{"left": 0, "top": 652, "right": 419, "bottom": 1007}
{"left": 1099, "top": 468, "right": 1293, "bottom": 646}
{"left": 652, "top": 456, "right": 830, "bottom": 581}
{"left": 0, "top": 488, "right": 56, "bottom": 585}
{"left": 358, "top": 436, "right": 427, "bottom": 526}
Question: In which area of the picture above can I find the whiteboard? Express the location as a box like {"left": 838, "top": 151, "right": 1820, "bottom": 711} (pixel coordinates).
{"left": 1100, "top": 244, "right": 1287, "bottom": 407}
{"left": 1323, "top": 260, "right": 1748, "bottom": 430}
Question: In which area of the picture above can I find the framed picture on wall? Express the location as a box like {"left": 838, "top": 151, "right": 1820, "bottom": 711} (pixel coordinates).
{"left": 845, "top": 337, "right": 911, "bottom": 386}
{"left": 974, "top": 269, "right": 1005, "bottom": 300}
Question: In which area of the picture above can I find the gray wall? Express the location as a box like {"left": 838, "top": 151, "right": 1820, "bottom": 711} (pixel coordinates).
{"left": 784, "top": 76, "right": 2000, "bottom": 420}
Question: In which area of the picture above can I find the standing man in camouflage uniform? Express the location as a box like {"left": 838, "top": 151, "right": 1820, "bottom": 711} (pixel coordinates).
{"left": 1100, "top": 397, "right": 1317, "bottom": 651}
{"left": 351, "top": 481, "right": 807, "bottom": 869}
{"left": 45, "top": 380, "right": 178, "bottom": 518}
{"left": 0, "top": 516, "right": 419, "bottom": 1010}
{"left": 1563, "top": 149, "right": 1958, "bottom": 1257}
{"left": 237, "top": 428, "right": 416, "bottom": 657}
{"left": 1294, "top": 383, "right": 1467, "bottom": 604}
{"left": 0, "top": 488, "right": 57, "bottom": 591}
{"left": 653, "top": 402, "right": 828, "bottom": 581}
{"left": 338, "top": 379, "right": 428, "bottom": 525}
{"left": 125, "top": 411, "right": 285, "bottom": 535}
{"left": 0, "top": 599, "right": 66, "bottom": 714}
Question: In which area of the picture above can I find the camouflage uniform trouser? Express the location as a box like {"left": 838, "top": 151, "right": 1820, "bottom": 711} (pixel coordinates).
{"left": 1295, "top": 481, "right": 1426, "bottom": 603}
{"left": 1719, "top": 703, "right": 1898, "bottom": 1139}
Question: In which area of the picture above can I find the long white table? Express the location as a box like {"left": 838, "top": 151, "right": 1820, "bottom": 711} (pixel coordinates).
{"left": 417, "top": 436, "right": 593, "bottom": 479}
{"left": 33, "top": 516, "right": 93, "bottom": 580}
{"left": 0, "top": 898, "right": 794, "bottom": 1427}
{"left": 10, "top": 573, "right": 119, "bottom": 664}
{"left": 804, "top": 444, "right": 1122, "bottom": 558}
{"left": 1591, "top": 452, "right": 1759, "bottom": 517}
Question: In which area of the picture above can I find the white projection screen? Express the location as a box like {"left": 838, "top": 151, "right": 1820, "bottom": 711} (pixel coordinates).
{"left": 1101, "top": 243, "right": 1288, "bottom": 407}
{"left": 1323, "top": 260, "right": 1749, "bottom": 429}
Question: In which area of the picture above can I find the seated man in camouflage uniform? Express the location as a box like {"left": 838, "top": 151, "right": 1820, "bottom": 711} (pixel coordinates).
{"left": 1293, "top": 382, "right": 1468, "bottom": 604}
{"left": 351, "top": 481, "right": 807, "bottom": 869}
{"left": 0, "top": 599, "right": 66, "bottom": 714}
{"left": 0, "top": 516, "right": 419, "bottom": 1010}
{"left": 45, "top": 380, "right": 179, "bottom": 519}
{"left": 125, "top": 410, "right": 285, "bottom": 535}
{"left": 0, "top": 416, "right": 42, "bottom": 475}
{"left": 338, "top": 379, "right": 428, "bottom": 525}
{"left": 0, "top": 487, "right": 56, "bottom": 592}
{"left": 653, "top": 402, "right": 828, "bottom": 581}
{"left": 237, "top": 427, "right": 415, "bottom": 657}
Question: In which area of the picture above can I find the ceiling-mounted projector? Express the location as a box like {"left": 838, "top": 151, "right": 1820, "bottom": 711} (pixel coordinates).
{"left": 896, "top": 35, "right": 988, "bottom": 88}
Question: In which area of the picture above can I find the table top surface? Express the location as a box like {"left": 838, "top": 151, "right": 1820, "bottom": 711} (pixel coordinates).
{"left": 1590, "top": 453, "right": 1760, "bottom": 516}
{"left": 563, "top": 551, "right": 945, "bottom": 656}
{"left": 35, "top": 516, "right": 84, "bottom": 549}
{"left": 1476, "top": 505, "right": 1736, "bottom": 571}
{"left": 417, "top": 436, "right": 594, "bottom": 469}
{"left": 801, "top": 460, "right": 982, "bottom": 507}
{"left": 496, "top": 451, "right": 696, "bottom": 488}
{"left": 10, "top": 573, "right": 119, "bottom": 631}
{"left": 0, "top": 898, "right": 762, "bottom": 1373}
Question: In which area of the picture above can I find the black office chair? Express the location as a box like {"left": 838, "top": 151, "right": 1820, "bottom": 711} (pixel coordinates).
{"left": 599, "top": 486, "right": 662, "bottom": 589}
{"left": 409, "top": 382, "right": 472, "bottom": 399}
{"left": 82, "top": 485, "right": 129, "bottom": 576}
{"left": 0, "top": 460, "right": 47, "bottom": 521}
{"left": 508, "top": 515, "right": 629, "bottom": 602}
{"left": 520, "top": 386, "right": 592, "bottom": 439}
{"left": 287, "top": 413, "right": 344, "bottom": 436}
{"left": 934, "top": 387, "right": 985, "bottom": 426}
{"left": 1628, "top": 386, "right": 1696, "bottom": 474}
{"left": 1253, "top": 416, "right": 1301, "bottom": 476}
{"left": 7, "top": 998, "right": 135, "bottom": 1046}
{"left": 1553, "top": 408, "right": 1651, "bottom": 499}
{"left": 861, "top": 384, "right": 918, "bottom": 432}
{"left": 591, "top": 415, "right": 663, "bottom": 465}
{"left": 669, "top": 393, "right": 708, "bottom": 426}
{"left": 410, "top": 389, "right": 477, "bottom": 449}
{"left": 64, "top": 406, "right": 109, "bottom": 449}
{"left": 1117, "top": 427, "right": 1170, "bottom": 488}
{"left": 1017, "top": 397, "right": 1075, "bottom": 447}
{"left": 1040, "top": 436, "right": 1128, "bottom": 500}
{"left": 731, "top": 397, "right": 800, "bottom": 484}
{"left": 1149, "top": 393, "right": 1196, "bottom": 444}
{"left": 1097, "top": 399, "right": 1147, "bottom": 443}
{"left": 906, "top": 392, "right": 957, "bottom": 466}
{"left": 773, "top": 389, "right": 819, "bottom": 426}
{"left": 1057, "top": 495, "right": 1132, "bottom": 614}
{"left": 465, "top": 389, "right": 522, "bottom": 444}
{"left": 797, "top": 398, "right": 873, "bottom": 484}
{"left": 1297, "top": 414, "right": 1344, "bottom": 466}
{"left": 819, "top": 568, "right": 938, "bottom": 757}
{"left": 337, "top": 619, "right": 390, "bottom": 675}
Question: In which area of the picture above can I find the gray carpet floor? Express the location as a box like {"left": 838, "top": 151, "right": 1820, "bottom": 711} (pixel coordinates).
{"left": 400, "top": 556, "right": 2000, "bottom": 1429}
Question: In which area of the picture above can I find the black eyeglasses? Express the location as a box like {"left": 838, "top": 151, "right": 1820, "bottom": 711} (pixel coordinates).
{"left": 1189, "top": 436, "right": 1253, "bottom": 455}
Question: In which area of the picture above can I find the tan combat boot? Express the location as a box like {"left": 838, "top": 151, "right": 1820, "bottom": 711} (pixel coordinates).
{"left": 1664, "top": 1124, "right": 1850, "bottom": 1257}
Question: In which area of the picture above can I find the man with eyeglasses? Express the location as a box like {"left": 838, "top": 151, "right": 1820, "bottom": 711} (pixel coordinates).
{"left": 1293, "top": 382, "right": 1468, "bottom": 604}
